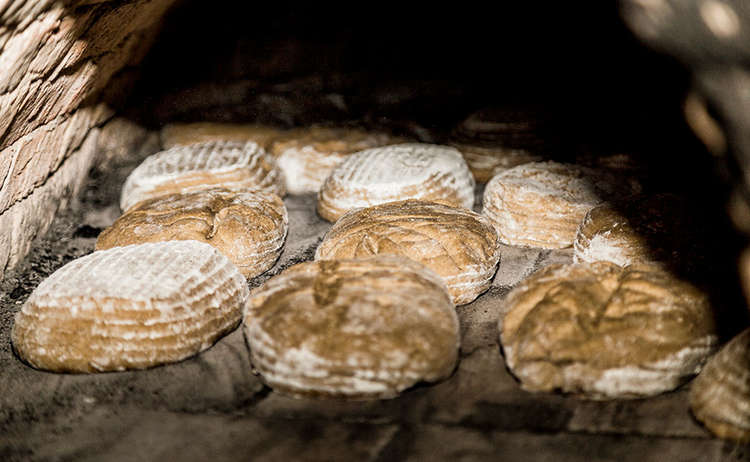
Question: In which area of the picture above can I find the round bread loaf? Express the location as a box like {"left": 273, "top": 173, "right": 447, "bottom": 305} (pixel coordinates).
{"left": 11, "top": 241, "right": 248, "bottom": 373}
{"left": 243, "top": 256, "right": 460, "bottom": 399}
{"left": 315, "top": 200, "right": 501, "bottom": 305}
{"left": 317, "top": 143, "right": 475, "bottom": 222}
{"left": 269, "top": 126, "right": 404, "bottom": 194}
{"left": 97, "top": 189, "right": 288, "bottom": 279}
{"left": 690, "top": 328, "right": 750, "bottom": 442}
{"left": 160, "top": 122, "right": 285, "bottom": 150}
{"left": 482, "top": 161, "right": 638, "bottom": 249}
{"left": 573, "top": 193, "right": 701, "bottom": 270}
{"left": 120, "top": 140, "right": 284, "bottom": 212}
{"left": 499, "top": 262, "right": 718, "bottom": 399}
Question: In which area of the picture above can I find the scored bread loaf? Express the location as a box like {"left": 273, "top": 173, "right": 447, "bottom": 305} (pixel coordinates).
{"left": 499, "top": 262, "right": 717, "bottom": 399}
{"left": 11, "top": 241, "right": 248, "bottom": 373}
{"left": 317, "top": 143, "right": 475, "bottom": 222}
{"left": 482, "top": 161, "right": 639, "bottom": 249}
{"left": 315, "top": 200, "right": 501, "bottom": 305}
{"left": 243, "top": 256, "right": 459, "bottom": 399}
{"left": 96, "top": 188, "right": 288, "bottom": 279}
{"left": 120, "top": 140, "right": 284, "bottom": 212}
{"left": 160, "top": 122, "right": 285, "bottom": 150}
{"left": 270, "top": 126, "right": 405, "bottom": 194}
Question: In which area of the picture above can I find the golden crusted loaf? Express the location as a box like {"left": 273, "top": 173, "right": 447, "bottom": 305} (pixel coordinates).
{"left": 499, "top": 262, "right": 717, "bottom": 399}
{"left": 269, "top": 126, "right": 405, "bottom": 194}
{"left": 120, "top": 140, "right": 285, "bottom": 212}
{"left": 315, "top": 200, "right": 501, "bottom": 305}
{"left": 243, "top": 256, "right": 460, "bottom": 399}
{"left": 160, "top": 122, "right": 285, "bottom": 150}
{"left": 96, "top": 189, "right": 288, "bottom": 279}
{"left": 690, "top": 328, "right": 750, "bottom": 442}
{"left": 11, "top": 241, "right": 248, "bottom": 373}
{"left": 482, "top": 161, "right": 638, "bottom": 249}
{"left": 573, "top": 194, "right": 700, "bottom": 270}
{"left": 317, "top": 143, "right": 475, "bottom": 222}
{"left": 449, "top": 142, "right": 542, "bottom": 183}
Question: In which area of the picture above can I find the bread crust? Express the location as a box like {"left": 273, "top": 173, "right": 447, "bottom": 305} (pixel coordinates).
{"left": 499, "top": 262, "right": 717, "bottom": 399}
{"left": 317, "top": 143, "right": 475, "bottom": 222}
{"left": 243, "top": 256, "right": 459, "bottom": 399}
{"left": 315, "top": 200, "right": 501, "bottom": 305}
{"left": 160, "top": 122, "right": 285, "bottom": 150}
{"left": 97, "top": 189, "right": 288, "bottom": 279}
{"left": 11, "top": 241, "right": 248, "bottom": 373}
{"left": 120, "top": 140, "right": 285, "bottom": 212}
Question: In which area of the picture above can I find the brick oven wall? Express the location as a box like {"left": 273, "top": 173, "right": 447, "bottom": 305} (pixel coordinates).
{"left": 0, "top": 0, "right": 177, "bottom": 280}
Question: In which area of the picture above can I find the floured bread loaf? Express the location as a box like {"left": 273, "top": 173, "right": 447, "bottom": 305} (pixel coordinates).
{"left": 11, "top": 241, "right": 248, "bottom": 373}
{"left": 243, "top": 256, "right": 459, "bottom": 399}
{"left": 450, "top": 107, "right": 547, "bottom": 182}
{"left": 160, "top": 122, "right": 285, "bottom": 150}
{"left": 270, "top": 126, "right": 404, "bottom": 194}
{"left": 315, "top": 200, "right": 501, "bottom": 305}
{"left": 120, "top": 140, "right": 284, "bottom": 212}
{"left": 317, "top": 143, "right": 475, "bottom": 222}
{"left": 574, "top": 194, "right": 701, "bottom": 270}
{"left": 96, "top": 189, "right": 288, "bottom": 279}
{"left": 690, "top": 328, "right": 750, "bottom": 442}
{"left": 499, "top": 262, "right": 717, "bottom": 399}
{"left": 482, "top": 161, "right": 638, "bottom": 249}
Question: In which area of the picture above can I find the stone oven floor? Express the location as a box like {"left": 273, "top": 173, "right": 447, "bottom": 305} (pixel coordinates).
{"left": 2, "top": 131, "right": 749, "bottom": 462}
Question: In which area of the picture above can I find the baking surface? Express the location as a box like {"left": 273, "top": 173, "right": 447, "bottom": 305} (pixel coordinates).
{"left": 2, "top": 142, "right": 749, "bottom": 461}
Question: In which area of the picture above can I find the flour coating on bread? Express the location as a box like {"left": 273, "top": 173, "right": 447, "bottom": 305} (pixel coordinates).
{"left": 499, "top": 262, "right": 717, "bottom": 399}
{"left": 120, "top": 140, "right": 284, "bottom": 211}
{"left": 315, "top": 200, "right": 501, "bottom": 304}
{"left": 243, "top": 257, "right": 459, "bottom": 399}
{"left": 11, "top": 241, "right": 248, "bottom": 373}
{"left": 98, "top": 189, "right": 288, "bottom": 278}
{"left": 317, "top": 143, "right": 475, "bottom": 222}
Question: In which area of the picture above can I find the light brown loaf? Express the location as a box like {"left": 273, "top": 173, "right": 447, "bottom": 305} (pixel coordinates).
{"left": 315, "top": 200, "right": 501, "bottom": 305}
{"left": 482, "top": 161, "right": 639, "bottom": 249}
{"left": 689, "top": 328, "right": 750, "bottom": 442}
{"left": 120, "top": 140, "right": 285, "bottom": 212}
{"left": 160, "top": 122, "right": 285, "bottom": 150}
{"left": 269, "top": 126, "right": 405, "bottom": 194}
{"left": 11, "top": 241, "right": 248, "bottom": 373}
{"left": 499, "top": 262, "right": 717, "bottom": 399}
{"left": 317, "top": 143, "right": 475, "bottom": 222}
{"left": 96, "top": 189, "right": 288, "bottom": 279}
{"left": 243, "top": 256, "right": 460, "bottom": 399}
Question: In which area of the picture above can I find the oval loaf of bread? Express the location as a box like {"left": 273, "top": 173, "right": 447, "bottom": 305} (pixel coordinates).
{"left": 315, "top": 200, "right": 501, "bottom": 305}
{"left": 12, "top": 241, "right": 248, "bottom": 373}
{"left": 243, "top": 256, "right": 459, "bottom": 399}
{"left": 120, "top": 140, "right": 285, "bottom": 211}
{"left": 317, "top": 143, "right": 475, "bottom": 222}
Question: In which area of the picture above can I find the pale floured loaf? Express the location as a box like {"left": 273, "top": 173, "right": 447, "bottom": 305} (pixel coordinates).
{"left": 317, "top": 143, "right": 475, "bottom": 222}
{"left": 11, "top": 241, "right": 248, "bottom": 373}
{"left": 690, "top": 328, "right": 750, "bottom": 442}
{"left": 482, "top": 161, "right": 639, "bottom": 249}
{"left": 315, "top": 200, "right": 501, "bottom": 305}
{"left": 243, "top": 256, "right": 459, "bottom": 399}
{"left": 97, "top": 188, "right": 288, "bottom": 279}
{"left": 160, "top": 122, "right": 286, "bottom": 150}
{"left": 573, "top": 193, "right": 701, "bottom": 270}
{"left": 499, "top": 262, "right": 717, "bottom": 399}
{"left": 120, "top": 140, "right": 285, "bottom": 212}
{"left": 269, "top": 126, "right": 405, "bottom": 194}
